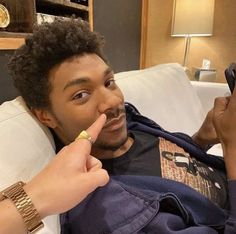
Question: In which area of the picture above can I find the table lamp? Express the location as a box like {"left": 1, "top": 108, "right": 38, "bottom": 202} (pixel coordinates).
{"left": 171, "top": 0, "right": 215, "bottom": 68}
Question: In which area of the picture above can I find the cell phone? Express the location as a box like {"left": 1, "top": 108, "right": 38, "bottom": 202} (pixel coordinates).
{"left": 225, "top": 63, "right": 236, "bottom": 93}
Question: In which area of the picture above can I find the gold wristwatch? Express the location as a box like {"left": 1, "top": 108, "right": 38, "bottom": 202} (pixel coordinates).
{"left": 0, "top": 181, "right": 44, "bottom": 233}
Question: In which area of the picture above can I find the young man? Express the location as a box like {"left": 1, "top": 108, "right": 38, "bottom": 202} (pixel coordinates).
{"left": 8, "top": 19, "right": 236, "bottom": 233}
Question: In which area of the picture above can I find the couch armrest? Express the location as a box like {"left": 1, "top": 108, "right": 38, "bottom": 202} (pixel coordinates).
{"left": 191, "top": 81, "right": 229, "bottom": 157}
{"left": 191, "top": 81, "right": 230, "bottom": 116}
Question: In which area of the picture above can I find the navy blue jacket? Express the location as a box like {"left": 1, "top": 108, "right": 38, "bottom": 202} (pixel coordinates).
{"left": 60, "top": 103, "right": 236, "bottom": 234}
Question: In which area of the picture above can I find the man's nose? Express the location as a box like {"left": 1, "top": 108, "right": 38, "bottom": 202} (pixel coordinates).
{"left": 97, "top": 88, "right": 123, "bottom": 114}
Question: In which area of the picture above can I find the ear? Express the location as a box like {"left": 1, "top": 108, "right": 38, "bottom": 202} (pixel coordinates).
{"left": 32, "top": 109, "right": 58, "bottom": 129}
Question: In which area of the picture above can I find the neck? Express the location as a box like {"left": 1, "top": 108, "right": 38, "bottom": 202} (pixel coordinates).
{"left": 91, "top": 136, "right": 134, "bottom": 159}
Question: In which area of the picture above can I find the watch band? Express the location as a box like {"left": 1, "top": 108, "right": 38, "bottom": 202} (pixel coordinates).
{"left": 0, "top": 181, "right": 44, "bottom": 233}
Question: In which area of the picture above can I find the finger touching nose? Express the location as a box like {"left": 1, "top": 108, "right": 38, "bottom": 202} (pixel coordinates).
{"left": 85, "top": 113, "right": 107, "bottom": 141}
{"left": 71, "top": 114, "right": 107, "bottom": 154}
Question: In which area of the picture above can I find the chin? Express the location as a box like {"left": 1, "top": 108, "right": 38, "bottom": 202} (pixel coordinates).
{"left": 95, "top": 128, "right": 128, "bottom": 151}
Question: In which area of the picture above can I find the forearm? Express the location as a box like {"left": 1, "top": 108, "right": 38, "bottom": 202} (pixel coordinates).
{"left": 0, "top": 199, "right": 27, "bottom": 234}
{"left": 224, "top": 148, "right": 236, "bottom": 180}
{"left": 225, "top": 180, "right": 236, "bottom": 233}
{"left": 222, "top": 149, "right": 236, "bottom": 232}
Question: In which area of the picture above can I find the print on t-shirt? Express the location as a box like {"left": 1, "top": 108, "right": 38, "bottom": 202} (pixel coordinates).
{"left": 159, "top": 137, "right": 227, "bottom": 208}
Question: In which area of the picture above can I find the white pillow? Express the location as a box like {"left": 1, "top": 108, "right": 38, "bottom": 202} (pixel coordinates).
{"left": 115, "top": 63, "right": 205, "bottom": 136}
{"left": 0, "top": 96, "right": 55, "bottom": 189}
{"left": 0, "top": 97, "right": 60, "bottom": 233}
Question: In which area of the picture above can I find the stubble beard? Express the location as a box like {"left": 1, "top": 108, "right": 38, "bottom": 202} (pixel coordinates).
{"left": 93, "top": 133, "right": 129, "bottom": 152}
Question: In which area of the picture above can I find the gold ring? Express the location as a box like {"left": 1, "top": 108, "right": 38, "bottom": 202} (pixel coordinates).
{"left": 76, "top": 130, "right": 94, "bottom": 145}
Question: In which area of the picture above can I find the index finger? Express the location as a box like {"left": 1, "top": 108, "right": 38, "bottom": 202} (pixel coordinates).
{"left": 72, "top": 114, "right": 107, "bottom": 153}
{"left": 60, "top": 114, "right": 106, "bottom": 170}
{"left": 85, "top": 113, "right": 107, "bottom": 143}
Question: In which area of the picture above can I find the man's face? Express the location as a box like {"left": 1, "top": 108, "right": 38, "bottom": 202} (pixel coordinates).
{"left": 42, "top": 53, "right": 128, "bottom": 155}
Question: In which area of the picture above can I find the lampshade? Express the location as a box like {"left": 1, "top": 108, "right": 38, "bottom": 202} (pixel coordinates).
{"left": 171, "top": 0, "right": 215, "bottom": 37}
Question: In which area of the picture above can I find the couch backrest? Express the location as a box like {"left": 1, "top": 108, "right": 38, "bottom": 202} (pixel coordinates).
{"left": 115, "top": 63, "right": 205, "bottom": 135}
{"left": 191, "top": 80, "right": 229, "bottom": 115}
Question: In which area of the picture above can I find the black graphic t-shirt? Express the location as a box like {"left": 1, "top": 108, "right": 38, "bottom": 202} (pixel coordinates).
{"left": 101, "top": 131, "right": 228, "bottom": 209}
{"left": 101, "top": 131, "right": 162, "bottom": 176}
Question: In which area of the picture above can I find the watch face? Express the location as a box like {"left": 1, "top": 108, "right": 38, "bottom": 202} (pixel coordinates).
{"left": 0, "top": 4, "right": 10, "bottom": 28}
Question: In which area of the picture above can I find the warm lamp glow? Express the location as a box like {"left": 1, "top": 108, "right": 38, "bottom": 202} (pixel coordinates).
{"left": 171, "top": 0, "right": 215, "bottom": 37}
{"left": 171, "top": 0, "right": 215, "bottom": 67}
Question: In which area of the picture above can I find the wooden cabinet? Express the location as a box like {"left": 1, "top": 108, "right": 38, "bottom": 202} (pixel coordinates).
{"left": 0, "top": 0, "right": 93, "bottom": 49}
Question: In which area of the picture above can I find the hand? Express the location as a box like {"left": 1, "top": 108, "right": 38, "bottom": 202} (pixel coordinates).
{"left": 192, "top": 109, "right": 220, "bottom": 149}
{"left": 212, "top": 91, "right": 236, "bottom": 179}
{"left": 24, "top": 114, "right": 109, "bottom": 218}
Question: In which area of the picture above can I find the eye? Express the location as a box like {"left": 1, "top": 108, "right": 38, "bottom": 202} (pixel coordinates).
{"left": 72, "top": 91, "right": 90, "bottom": 101}
{"left": 105, "top": 79, "right": 116, "bottom": 88}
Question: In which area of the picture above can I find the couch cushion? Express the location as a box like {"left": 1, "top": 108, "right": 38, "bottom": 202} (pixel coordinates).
{"left": 0, "top": 96, "right": 55, "bottom": 190}
{"left": 115, "top": 63, "right": 205, "bottom": 135}
{"left": 0, "top": 97, "right": 59, "bottom": 234}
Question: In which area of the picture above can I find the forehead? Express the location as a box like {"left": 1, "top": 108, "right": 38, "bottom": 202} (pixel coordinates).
{"left": 48, "top": 54, "right": 110, "bottom": 88}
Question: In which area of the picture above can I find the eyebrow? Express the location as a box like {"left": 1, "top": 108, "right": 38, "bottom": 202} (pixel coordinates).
{"left": 63, "top": 78, "right": 89, "bottom": 91}
{"left": 63, "top": 67, "right": 114, "bottom": 91}
{"left": 104, "top": 67, "right": 114, "bottom": 76}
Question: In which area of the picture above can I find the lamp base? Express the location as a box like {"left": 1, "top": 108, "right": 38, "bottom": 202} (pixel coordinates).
{"left": 183, "top": 36, "right": 191, "bottom": 68}
{"left": 183, "top": 66, "right": 192, "bottom": 80}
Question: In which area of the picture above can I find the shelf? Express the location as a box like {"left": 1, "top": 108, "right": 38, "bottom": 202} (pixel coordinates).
{"left": 38, "top": 0, "right": 89, "bottom": 12}
{"left": 0, "top": 32, "right": 31, "bottom": 38}
{"left": 0, "top": 32, "right": 28, "bottom": 49}
{"left": 0, "top": 38, "right": 25, "bottom": 50}
{"left": 0, "top": 0, "right": 92, "bottom": 49}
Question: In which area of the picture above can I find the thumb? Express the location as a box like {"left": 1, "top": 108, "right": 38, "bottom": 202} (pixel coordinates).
{"left": 85, "top": 169, "right": 109, "bottom": 191}
{"left": 213, "top": 97, "right": 230, "bottom": 114}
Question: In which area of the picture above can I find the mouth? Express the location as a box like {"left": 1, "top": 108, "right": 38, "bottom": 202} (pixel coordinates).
{"left": 102, "top": 114, "right": 126, "bottom": 132}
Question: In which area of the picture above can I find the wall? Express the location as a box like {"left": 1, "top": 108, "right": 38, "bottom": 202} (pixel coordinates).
{"left": 145, "top": 0, "right": 236, "bottom": 83}
{"left": 93, "top": 0, "right": 142, "bottom": 73}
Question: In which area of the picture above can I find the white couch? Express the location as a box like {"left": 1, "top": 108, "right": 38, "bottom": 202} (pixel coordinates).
{"left": 0, "top": 63, "right": 229, "bottom": 233}
{"left": 116, "top": 63, "right": 229, "bottom": 135}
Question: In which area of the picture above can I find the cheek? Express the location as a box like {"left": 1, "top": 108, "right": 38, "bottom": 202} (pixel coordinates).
{"left": 116, "top": 87, "right": 124, "bottom": 100}
{"left": 57, "top": 104, "right": 99, "bottom": 138}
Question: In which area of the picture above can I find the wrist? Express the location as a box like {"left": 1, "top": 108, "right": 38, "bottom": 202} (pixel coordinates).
{"left": 192, "top": 132, "right": 211, "bottom": 150}
{"left": 0, "top": 198, "right": 27, "bottom": 234}
{"left": 23, "top": 182, "right": 48, "bottom": 219}
{"left": 1, "top": 181, "right": 44, "bottom": 233}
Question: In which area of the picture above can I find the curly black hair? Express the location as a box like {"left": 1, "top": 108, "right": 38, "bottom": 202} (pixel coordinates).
{"left": 8, "top": 18, "right": 105, "bottom": 109}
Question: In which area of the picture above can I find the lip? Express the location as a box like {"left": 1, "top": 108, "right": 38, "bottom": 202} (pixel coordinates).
{"left": 102, "top": 114, "right": 126, "bottom": 132}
